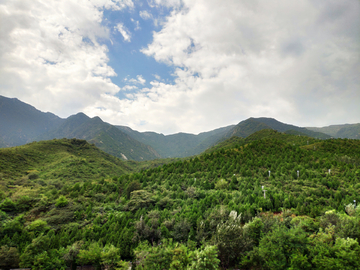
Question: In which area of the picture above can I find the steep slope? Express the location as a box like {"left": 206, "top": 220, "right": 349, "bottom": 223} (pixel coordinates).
{"left": 307, "top": 123, "right": 360, "bottom": 139}
{"left": 0, "top": 95, "right": 64, "bottom": 146}
{"left": 38, "top": 113, "right": 161, "bottom": 161}
{"left": 116, "top": 125, "right": 235, "bottom": 158}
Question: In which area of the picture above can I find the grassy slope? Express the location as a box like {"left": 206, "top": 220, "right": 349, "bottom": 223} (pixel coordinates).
{"left": 0, "top": 138, "right": 132, "bottom": 182}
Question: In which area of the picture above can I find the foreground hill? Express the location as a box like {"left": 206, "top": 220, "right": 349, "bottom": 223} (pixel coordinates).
{"left": 1, "top": 132, "right": 360, "bottom": 269}
{"left": 0, "top": 138, "right": 132, "bottom": 181}
{"left": 37, "top": 113, "right": 161, "bottom": 161}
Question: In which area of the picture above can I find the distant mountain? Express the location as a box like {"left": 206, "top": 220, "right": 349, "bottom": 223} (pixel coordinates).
{"left": 0, "top": 137, "right": 7, "bottom": 148}
{"left": 0, "top": 95, "right": 160, "bottom": 161}
{"left": 37, "top": 113, "right": 161, "bottom": 161}
{"left": 307, "top": 124, "right": 360, "bottom": 139}
{"left": 116, "top": 125, "right": 235, "bottom": 158}
{"left": 1, "top": 95, "right": 355, "bottom": 162}
{"left": 224, "top": 117, "right": 331, "bottom": 139}
{"left": 0, "top": 95, "right": 64, "bottom": 146}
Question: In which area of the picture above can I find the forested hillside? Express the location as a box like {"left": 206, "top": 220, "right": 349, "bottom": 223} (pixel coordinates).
{"left": 37, "top": 113, "right": 161, "bottom": 161}
{"left": 1, "top": 132, "right": 360, "bottom": 269}
{"left": 307, "top": 123, "right": 360, "bottom": 139}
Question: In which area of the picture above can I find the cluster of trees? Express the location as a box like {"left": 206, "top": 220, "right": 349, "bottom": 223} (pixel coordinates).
{"left": 0, "top": 135, "right": 359, "bottom": 269}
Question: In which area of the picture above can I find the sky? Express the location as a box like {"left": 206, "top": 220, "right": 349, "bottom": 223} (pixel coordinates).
{"left": 0, "top": 0, "right": 359, "bottom": 135}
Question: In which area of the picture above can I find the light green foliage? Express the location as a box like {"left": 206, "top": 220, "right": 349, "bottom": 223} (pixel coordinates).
{"left": 76, "top": 242, "right": 121, "bottom": 270}
{"left": 215, "top": 179, "right": 228, "bottom": 190}
{"left": 127, "top": 190, "right": 154, "bottom": 212}
{"left": 188, "top": 245, "right": 220, "bottom": 270}
{"left": 32, "top": 248, "right": 67, "bottom": 270}
{"left": 134, "top": 240, "right": 174, "bottom": 270}
{"left": 27, "top": 219, "right": 50, "bottom": 234}
{"left": 135, "top": 240, "right": 219, "bottom": 270}
{"left": 77, "top": 242, "right": 102, "bottom": 266}
{"left": 101, "top": 244, "right": 121, "bottom": 270}
{"left": 309, "top": 226, "right": 360, "bottom": 269}
{"left": 345, "top": 203, "right": 356, "bottom": 216}
{"left": 55, "top": 195, "right": 69, "bottom": 208}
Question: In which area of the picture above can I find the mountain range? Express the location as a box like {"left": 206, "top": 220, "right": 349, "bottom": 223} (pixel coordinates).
{"left": 1, "top": 95, "right": 359, "bottom": 160}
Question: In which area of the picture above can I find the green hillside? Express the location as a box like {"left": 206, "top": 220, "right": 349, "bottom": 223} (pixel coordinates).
{"left": 38, "top": 113, "right": 161, "bottom": 161}
{"left": 0, "top": 138, "right": 132, "bottom": 181}
{"left": 307, "top": 123, "right": 360, "bottom": 139}
{"left": 1, "top": 136, "right": 360, "bottom": 269}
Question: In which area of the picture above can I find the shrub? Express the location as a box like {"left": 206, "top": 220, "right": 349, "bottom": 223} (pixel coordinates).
{"left": 55, "top": 196, "right": 69, "bottom": 208}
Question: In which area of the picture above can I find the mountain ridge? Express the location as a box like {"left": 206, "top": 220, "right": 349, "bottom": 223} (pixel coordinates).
{"left": 0, "top": 94, "right": 357, "bottom": 161}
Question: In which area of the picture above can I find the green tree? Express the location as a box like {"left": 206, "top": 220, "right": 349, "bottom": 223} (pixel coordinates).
{"left": 19, "top": 234, "right": 51, "bottom": 268}
{"left": 77, "top": 241, "right": 102, "bottom": 267}
{"left": 55, "top": 195, "right": 69, "bottom": 208}
{"left": 0, "top": 245, "right": 20, "bottom": 269}
{"left": 0, "top": 198, "right": 17, "bottom": 212}
{"left": 257, "top": 225, "right": 309, "bottom": 270}
{"left": 188, "top": 245, "right": 220, "bottom": 270}
{"left": 63, "top": 240, "right": 84, "bottom": 270}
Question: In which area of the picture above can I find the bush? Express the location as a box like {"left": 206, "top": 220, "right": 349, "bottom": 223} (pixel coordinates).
{"left": 55, "top": 196, "right": 69, "bottom": 208}
{"left": 0, "top": 198, "right": 17, "bottom": 212}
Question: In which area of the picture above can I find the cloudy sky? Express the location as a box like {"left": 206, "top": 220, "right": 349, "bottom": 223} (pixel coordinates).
{"left": 0, "top": 0, "right": 359, "bottom": 134}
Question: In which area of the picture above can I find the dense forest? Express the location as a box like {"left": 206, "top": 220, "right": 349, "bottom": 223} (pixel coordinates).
{"left": 1, "top": 130, "right": 360, "bottom": 269}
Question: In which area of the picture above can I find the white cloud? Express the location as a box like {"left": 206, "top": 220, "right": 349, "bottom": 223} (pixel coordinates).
{"left": 121, "top": 85, "right": 137, "bottom": 91}
{"left": 131, "top": 18, "right": 141, "bottom": 30}
{"left": 139, "top": 10, "right": 152, "bottom": 20}
{"left": 0, "top": 0, "right": 359, "bottom": 135}
{"left": 132, "top": 0, "right": 360, "bottom": 132}
{"left": 126, "top": 75, "right": 146, "bottom": 85}
{"left": 147, "top": 0, "right": 182, "bottom": 9}
{"left": 0, "top": 0, "right": 133, "bottom": 117}
{"left": 115, "top": 23, "right": 131, "bottom": 42}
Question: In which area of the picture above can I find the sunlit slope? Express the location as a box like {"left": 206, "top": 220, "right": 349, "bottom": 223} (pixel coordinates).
{"left": 0, "top": 138, "right": 132, "bottom": 181}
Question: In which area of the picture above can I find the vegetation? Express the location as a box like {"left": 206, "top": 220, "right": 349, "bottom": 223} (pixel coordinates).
{"left": 0, "top": 132, "right": 360, "bottom": 269}
{"left": 307, "top": 123, "right": 360, "bottom": 139}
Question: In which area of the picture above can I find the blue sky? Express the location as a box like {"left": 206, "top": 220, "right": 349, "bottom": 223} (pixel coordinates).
{"left": 0, "top": 0, "right": 359, "bottom": 134}
{"left": 102, "top": 3, "right": 176, "bottom": 95}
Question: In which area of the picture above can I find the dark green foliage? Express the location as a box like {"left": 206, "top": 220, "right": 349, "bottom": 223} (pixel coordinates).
{"left": 0, "top": 245, "right": 20, "bottom": 269}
